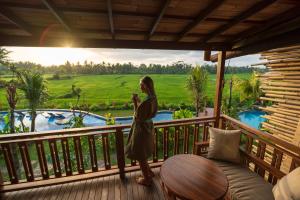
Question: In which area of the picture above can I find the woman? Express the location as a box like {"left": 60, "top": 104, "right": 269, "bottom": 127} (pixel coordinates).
{"left": 125, "top": 76, "right": 158, "bottom": 186}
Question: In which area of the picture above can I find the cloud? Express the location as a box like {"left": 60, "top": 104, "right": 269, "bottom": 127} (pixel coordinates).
{"left": 4, "top": 47, "right": 261, "bottom": 67}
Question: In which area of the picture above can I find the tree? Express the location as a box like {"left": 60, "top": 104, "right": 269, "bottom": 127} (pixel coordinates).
{"left": 0, "top": 47, "right": 10, "bottom": 65}
{"left": 235, "top": 71, "right": 262, "bottom": 103}
{"left": 186, "top": 66, "right": 208, "bottom": 116}
{"left": 6, "top": 83, "right": 18, "bottom": 133}
{"left": 17, "top": 71, "right": 48, "bottom": 132}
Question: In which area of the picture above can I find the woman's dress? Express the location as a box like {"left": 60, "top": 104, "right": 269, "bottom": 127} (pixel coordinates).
{"left": 125, "top": 95, "right": 157, "bottom": 161}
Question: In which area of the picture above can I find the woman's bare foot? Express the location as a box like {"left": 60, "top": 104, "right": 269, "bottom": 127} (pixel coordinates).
{"left": 136, "top": 176, "right": 152, "bottom": 186}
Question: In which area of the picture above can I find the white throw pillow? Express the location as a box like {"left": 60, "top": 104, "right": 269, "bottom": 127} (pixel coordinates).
{"left": 273, "top": 167, "right": 300, "bottom": 200}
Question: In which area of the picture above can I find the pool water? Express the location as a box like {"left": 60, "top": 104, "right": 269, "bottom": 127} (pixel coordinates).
{"left": 0, "top": 110, "right": 173, "bottom": 132}
{"left": 238, "top": 109, "right": 266, "bottom": 129}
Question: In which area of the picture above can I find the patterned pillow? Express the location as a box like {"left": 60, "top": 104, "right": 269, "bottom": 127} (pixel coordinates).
{"left": 207, "top": 127, "right": 241, "bottom": 164}
{"left": 272, "top": 167, "right": 300, "bottom": 200}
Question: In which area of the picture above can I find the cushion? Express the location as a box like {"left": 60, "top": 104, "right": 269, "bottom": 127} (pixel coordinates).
{"left": 213, "top": 160, "right": 274, "bottom": 200}
{"left": 272, "top": 167, "right": 300, "bottom": 200}
{"left": 207, "top": 127, "right": 241, "bottom": 163}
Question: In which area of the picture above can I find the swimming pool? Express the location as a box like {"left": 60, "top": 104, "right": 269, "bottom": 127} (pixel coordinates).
{"left": 0, "top": 110, "right": 173, "bottom": 132}
{"left": 238, "top": 109, "right": 267, "bottom": 129}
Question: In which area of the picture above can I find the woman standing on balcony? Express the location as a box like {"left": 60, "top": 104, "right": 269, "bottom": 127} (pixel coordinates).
{"left": 125, "top": 76, "right": 158, "bottom": 186}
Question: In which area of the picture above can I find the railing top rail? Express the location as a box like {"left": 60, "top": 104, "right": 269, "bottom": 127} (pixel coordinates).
{"left": 222, "top": 114, "right": 300, "bottom": 157}
{"left": 0, "top": 116, "right": 215, "bottom": 142}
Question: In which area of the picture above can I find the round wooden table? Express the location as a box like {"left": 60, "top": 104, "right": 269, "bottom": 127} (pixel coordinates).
{"left": 160, "top": 154, "right": 228, "bottom": 200}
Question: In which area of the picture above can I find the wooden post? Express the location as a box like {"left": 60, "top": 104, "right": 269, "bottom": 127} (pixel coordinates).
{"left": 294, "top": 120, "right": 300, "bottom": 147}
{"left": 115, "top": 128, "right": 125, "bottom": 179}
{"left": 204, "top": 51, "right": 211, "bottom": 61}
{"left": 214, "top": 51, "right": 226, "bottom": 127}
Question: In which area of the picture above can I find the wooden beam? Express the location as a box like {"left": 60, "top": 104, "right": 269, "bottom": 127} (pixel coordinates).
{"left": 0, "top": 35, "right": 231, "bottom": 50}
{"left": 147, "top": 0, "right": 171, "bottom": 40}
{"left": 210, "top": 29, "right": 300, "bottom": 62}
{"left": 204, "top": 51, "right": 211, "bottom": 61}
{"left": 0, "top": 7, "right": 34, "bottom": 35}
{"left": 233, "top": 15, "right": 300, "bottom": 49}
{"left": 106, "top": 0, "right": 115, "bottom": 40}
{"left": 1, "top": 2, "right": 265, "bottom": 25}
{"left": 200, "top": 0, "right": 276, "bottom": 42}
{"left": 214, "top": 51, "right": 226, "bottom": 127}
{"left": 41, "top": 0, "right": 72, "bottom": 32}
{"left": 176, "top": 0, "right": 224, "bottom": 41}
{"left": 229, "top": 6, "right": 300, "bottom": 44}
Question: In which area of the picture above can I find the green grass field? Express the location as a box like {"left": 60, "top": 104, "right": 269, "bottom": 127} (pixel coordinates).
{"left": 0, "top": 74, "right": 250, "bottom": 116}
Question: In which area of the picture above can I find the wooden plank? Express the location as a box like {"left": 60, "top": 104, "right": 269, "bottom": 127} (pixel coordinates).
{"left": 214, "top": 51, "right": 226, "bottom": 126}
{"left": 106, "top": 0, "right": 115, "bottom": 39}
{"left": 176, "top": 0, "right": 225, "bottom": 41}
{"left": 1, "top": 144, "right": 18, "bottom": 184}
{"left": 35, "top": 141, "right": 49, "bottom": 179}
{"left": 0, "top": 35, "right": 230, "bottom": 50}
{"left": 147, "top": 0, "right": 172, "bottom": 40}
{"left": 204, "top": 51, "right": 211, "bottom": 61}
{"left": 18, "top": 142, "right": 34, "bottom": 182}
{"left": 88, "top": 135, "right": 98, "bottom": 172}
{"left": 0, "top": 7, "right": 34, "bottom": 35}
{"left": 41, "top": 0, "right": 72, "bottom": 32}
{"left": 49, "top": 140, "right": 62, "bottom": 178}
{"left": 115, "top": 128, "right": 125, "bottom": 179}
{"left": 61, "top": 138, "right": 72, "bottom": 176}
{"left": 174, "top": 126, "right": 180, "bottom": 155}
{"left": 163, "top": 127, "right": 169, "bottom": 160}
{"left": 183, "top": 126, "right": 189, "bottom": 154}
{"left": 153, "top": 128, "right": 158, "bottom": 162}
{"left": 73, "top": 137, "right": 84, "bottom": 174}
{"left": 210, "top": 29, "right": 300, "bottom": 62}
{"left": 193, "top": 124, "right": 200, "bottom": 154}
{"left": 200, "top": 0, "right": 276, "bottom": 42}
{"left": 102, "top": 134, "right": 111, "bottom": 170}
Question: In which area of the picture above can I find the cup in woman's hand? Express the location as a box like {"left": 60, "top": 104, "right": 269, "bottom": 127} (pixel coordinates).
{"left": 132, "top": 93, "right": 138, "bottom": 102}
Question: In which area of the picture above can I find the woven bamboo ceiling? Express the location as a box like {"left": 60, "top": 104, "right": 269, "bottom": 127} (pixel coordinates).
{"left": 0, "top": 0, "right": 300, "bottom": 53}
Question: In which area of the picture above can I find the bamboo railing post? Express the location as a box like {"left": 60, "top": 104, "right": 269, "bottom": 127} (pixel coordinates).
{"left": 115, "top": 128, "right": 125, "bottom": 179}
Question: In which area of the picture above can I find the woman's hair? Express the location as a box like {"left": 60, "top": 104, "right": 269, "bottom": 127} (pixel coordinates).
{"left": 141, "top": 76, "right": 158, "bottom": 117}
{"left": 141, "top": 76, "right": 156, "bottom": 96}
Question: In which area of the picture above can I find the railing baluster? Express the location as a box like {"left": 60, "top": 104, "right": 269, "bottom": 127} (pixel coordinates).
{"left": 273, "top": 151, "right": 283, "bottom": 185}
{"left": 193, "top": 124, "right": 199, "bottom": 154}
{"left": 36, "top": 141, "right": 49, "bottom": 179}
{"left": 202, "top": 122, "right": 208, "bottom": 142}
{"left": 88, "top": 135, "right": 98, "bottom": 172}
{"left": 153, "top": 128, "right": 158, "bottom": 162}
{"left": 184, "top": 126, "right": 189, "bottom": 154}
{"left": 115, "top": 128, "right": 125, "bottom": 179}
{"left": 163, "top": 127, "right": 169, "bottom": 160}
{"left": 173, "top": 126, "right": 180, "bottom": 155}
{"left": 1, "top": 144, "right": 18, "bottom": 184}
{"left": 102, "top": 134, "right": 111, "bottom": 169}
{"left": 61, "top": 138, "right": 72, "bottom": 176}
{"left": 18, "top": 142, "right": 34, "bottom": 182}
{"left": 49, "top": 139, "right": 62, "bottom": 177}
{"left": 268, "top": 149, "right": 277, "bottom": 183}
{"left": 73, "top": 136, "right": 84, "bottom": 174}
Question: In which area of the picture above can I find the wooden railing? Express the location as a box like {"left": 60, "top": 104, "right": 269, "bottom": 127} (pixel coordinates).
{"left": 0, "top": 116, "right": 215, "bottom": 192}
{"left": 196, "top": 114, "right": 300, "bottom": 185}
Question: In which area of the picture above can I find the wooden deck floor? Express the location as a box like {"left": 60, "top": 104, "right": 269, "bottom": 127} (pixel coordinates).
{"left": 1, "top": 168, "right": 164, "bottom": 200}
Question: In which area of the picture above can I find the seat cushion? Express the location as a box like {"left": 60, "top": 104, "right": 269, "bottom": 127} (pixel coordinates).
{"left": 212, "top": 160, "right": 274, "bottom": 200}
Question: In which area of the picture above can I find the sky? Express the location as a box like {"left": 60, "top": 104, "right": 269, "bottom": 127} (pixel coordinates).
{"left": 4, "top": 47, "right": 262, "bottom": 67}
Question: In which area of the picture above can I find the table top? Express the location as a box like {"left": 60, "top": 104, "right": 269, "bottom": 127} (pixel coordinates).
{"left": 160, "top": 154, "right": 228, "bottom": 200}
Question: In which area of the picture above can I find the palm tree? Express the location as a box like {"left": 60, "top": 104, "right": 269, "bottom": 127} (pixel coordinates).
{"left": 236, "top": 71, "right": 262, "bottom": 103}
{"left": 6, "top": 83, "right": 18, "bottom": 133}
{"left": 187, "top": 66, "right": 208, "bottom": 116}
{"left": 17, "top": 71, "right": 47, "bottom": 132}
